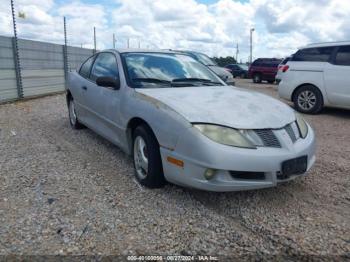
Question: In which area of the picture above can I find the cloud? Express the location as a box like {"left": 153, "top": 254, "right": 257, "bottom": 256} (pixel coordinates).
{"left": 1, "top": 0, "right": 350, "bottom": 61}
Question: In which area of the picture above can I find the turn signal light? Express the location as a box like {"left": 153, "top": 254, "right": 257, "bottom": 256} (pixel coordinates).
{"left": 167, "top": 156, "right": 184, "bottom": 168}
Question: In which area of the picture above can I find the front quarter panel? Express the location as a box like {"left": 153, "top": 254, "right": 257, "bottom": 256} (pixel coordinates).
{"left": 121, "top": 89, "right": 192, "bottom": 154}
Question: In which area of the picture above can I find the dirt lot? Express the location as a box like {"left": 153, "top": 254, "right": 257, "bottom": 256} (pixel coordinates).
{"left": 0, "top": 79, "right": 349, "bottom": 259}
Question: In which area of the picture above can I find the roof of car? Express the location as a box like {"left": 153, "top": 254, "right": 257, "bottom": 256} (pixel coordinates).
{"left": 300, "top": 41, "right": 350, "bottom": 49}
{"left": 105, "top": 49, "right": 179, "bottom": 54}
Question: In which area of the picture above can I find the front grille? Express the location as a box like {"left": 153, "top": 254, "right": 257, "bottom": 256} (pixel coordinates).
{"left": 285, "top": 124, "right": 297, "bottom": 143}
{"left": 254, "top": 129, "right": 281, "bottom": 148}
{"left": 230, "top": 171, "right": 265, "bottom": 180}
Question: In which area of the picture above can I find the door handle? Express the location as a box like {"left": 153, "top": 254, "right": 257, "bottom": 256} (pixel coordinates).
{"left": 82, "top": 86, "right": 87, "bottom": 90}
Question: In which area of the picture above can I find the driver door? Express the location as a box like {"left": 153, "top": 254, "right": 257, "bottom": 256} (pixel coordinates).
{"left": 84, "top": 52, "right": 122, "bottom": 145}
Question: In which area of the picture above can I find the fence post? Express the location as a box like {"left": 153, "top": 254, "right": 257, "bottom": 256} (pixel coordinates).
{"left": 63, "top": 45, "right": 68, "bottom": 90}
{"left": 63, "top": 16, "right": 68, "bottom": 89}
{"left": 12, "top": 37, "right": 23, "bottom": 99}
{"left": 11, "top": 0, "right": 23, "bottom": 99}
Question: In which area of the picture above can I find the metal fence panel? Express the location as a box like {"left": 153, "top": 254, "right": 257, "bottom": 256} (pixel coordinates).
{"left": 0, "top": 36, "right": 18, "bottom": 102}
{"left": 0, "top": 35, "right": 96, "bottom": 103}
{"left": 67, "top": 46, "right": 94, "bottom": 71}
{"left": 18, "top": 39, "right": 65, "bottom": 97}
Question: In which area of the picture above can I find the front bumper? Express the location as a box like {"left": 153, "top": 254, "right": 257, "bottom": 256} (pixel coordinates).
{"left": 160, "top": 124, "right": 316, "bottom": 192}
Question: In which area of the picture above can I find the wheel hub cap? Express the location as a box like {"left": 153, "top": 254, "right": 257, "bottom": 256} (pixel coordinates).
{"left": 69, "top": 100, "right": 77, "bottom": 125}
{"left": 134, "top": 136, "right": 148, "bottom": 179}
{"left": 298, "top": 91, "right": 316, "bottom": 110}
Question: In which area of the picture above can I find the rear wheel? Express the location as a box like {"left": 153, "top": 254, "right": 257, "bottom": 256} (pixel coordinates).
{"left": 293, "top": 85, "right": 323, "bottom": 114}
{"left": 133, "top": 125, "right": 166, "bottom": 188}
{"left": 267, "top": 80, "right": 275, "bottom": 84}
{"left": 68, "top": 98, "right": 84, "bottom": 129}
{"left": 253, "top": 73, "right": 262, "bottom": 83}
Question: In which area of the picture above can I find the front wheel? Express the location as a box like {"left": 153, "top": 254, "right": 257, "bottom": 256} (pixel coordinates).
{"left": 68, "top": 98, "right": 84, "bottom": 129}
{"left": 293, "top": 85, "right": 323, "bottom": 114}
{"left": 133, "top": 125, "right": 166, "bottom": 188}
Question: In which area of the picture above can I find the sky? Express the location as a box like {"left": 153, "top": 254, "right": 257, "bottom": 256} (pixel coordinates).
{"left": 1, "top": 0, "right": 350, "bottom": 62}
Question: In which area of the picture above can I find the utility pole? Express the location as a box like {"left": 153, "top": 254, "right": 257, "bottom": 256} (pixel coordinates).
{"left": 250, "top": 28, "right": 255, "bottom": 64}
{"left": 138, "top": 39, "right": 141, "bottom": 49}
{"left": 113, "top": 33, "right": 116, "bottom": 49}
{"left": 93, "top": 27, "right": 96, "bottom": 53}
{"left": 235, "top": 43, "right": 239, "bottom": 63}
{"left": 127, "top": 37, "right": 130, "bottom": 48}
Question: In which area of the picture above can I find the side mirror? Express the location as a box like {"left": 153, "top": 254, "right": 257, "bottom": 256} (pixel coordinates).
{"left": 96, "top": 76, "right": 120, "bottom": 90}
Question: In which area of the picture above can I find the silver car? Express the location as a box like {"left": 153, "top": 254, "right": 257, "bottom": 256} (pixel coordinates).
{"left": 67, "top": 49, "right": 316, "bottom": 192}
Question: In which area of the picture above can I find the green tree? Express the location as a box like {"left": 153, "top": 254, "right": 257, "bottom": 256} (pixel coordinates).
{"left": 212, "top": 56, "right": 237, "bottom": 67}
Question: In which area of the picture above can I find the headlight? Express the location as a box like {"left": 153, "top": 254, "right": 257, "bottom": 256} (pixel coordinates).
{"left": 295, "top": 114, "right": 308, "bottom": 138}
{"left": 193, "top": 124, "right": 256, "bottom": 149}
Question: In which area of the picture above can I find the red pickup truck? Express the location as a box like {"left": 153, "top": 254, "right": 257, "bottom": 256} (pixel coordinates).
{"left": 248, "top": 58, "right": 282, "bottom": 83}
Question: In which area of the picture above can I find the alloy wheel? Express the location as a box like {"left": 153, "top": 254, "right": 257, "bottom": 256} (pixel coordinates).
{"left": 69, "top": 100, "right": 77, "bottom": 125}
{"left": 134, "top": 136, "right": 149, "bottom": 180}
{"left": 297, "top": 90, "right": 316, "bottom": 111}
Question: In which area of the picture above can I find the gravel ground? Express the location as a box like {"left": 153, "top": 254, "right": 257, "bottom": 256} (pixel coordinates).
{"left": 0, "top": 79, "right": 349, "bottom": 259}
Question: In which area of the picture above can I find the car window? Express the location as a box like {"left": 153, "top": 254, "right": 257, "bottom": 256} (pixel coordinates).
{"left": 90, "top": 53, "right": 119, "bottom": 82}
{"left": 122, "top": 52, "right": 223, "bottom": 88}
{"left": 192, "top": 52, "right": 217, "bottom": 66}
{"left": 252, "top": 60, "right": 261, "bottom": 66}
{"left": 280, "top": 57, "right": 290, "bottom": 65}
{"left": 335, "top": 45, "right": 350, "bottom": 66}
{"left": 79, "top": 56, "right": 94, "bottom": 79}
{"left": 292, "top": 47, "right": 334, "bottom": 62}
{"left": 239, "top": 64, "right": 248, "bottom": 70}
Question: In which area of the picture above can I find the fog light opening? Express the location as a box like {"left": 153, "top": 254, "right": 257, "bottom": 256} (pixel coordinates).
{"left": 204, "top": 169, "right": 216, "bottom": 180}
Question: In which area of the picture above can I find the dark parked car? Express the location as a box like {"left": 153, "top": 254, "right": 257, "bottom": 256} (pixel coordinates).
{"left": 173, "top": 50, "right": 235, "bottom": 85}
{"left": 248, "top": 58, "right": 282, "bottom": 83}
{"left": 225, "top": 64, "right": 249, "bottom": 78}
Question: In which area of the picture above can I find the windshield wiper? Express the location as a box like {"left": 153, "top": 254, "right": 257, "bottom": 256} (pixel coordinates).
{"left": 132, "top": 78, "right": 171, "bottom": 86}
{"left": 132, "top": 77, "right": 222, "bottom": 87}
{"left": 172, "top": 78, "right": 222, "bottom": 85}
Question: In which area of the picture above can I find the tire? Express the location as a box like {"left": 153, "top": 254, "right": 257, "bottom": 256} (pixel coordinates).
{"left": 267, "top": 80, "right": 274, "bottom": 84}
{"left": 133, "top": 125, "right": 166, "bottom": 188}
{"left": 293, "top": 85, "right": 323, "bottom": 114}
{"left": 68, "top": 98, "right": 84, "bottom": 129}
{"left": 253, "top": 73, "right": 262, "bottom": 83}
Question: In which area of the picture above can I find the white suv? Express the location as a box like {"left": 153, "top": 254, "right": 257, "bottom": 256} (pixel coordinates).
{"left": 278, "top": 41, "right": 350, "bottom": 114}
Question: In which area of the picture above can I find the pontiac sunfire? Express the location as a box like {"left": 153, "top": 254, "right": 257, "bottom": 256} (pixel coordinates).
{"left": 67, "top": 50, "right": 316, "bottom": 192}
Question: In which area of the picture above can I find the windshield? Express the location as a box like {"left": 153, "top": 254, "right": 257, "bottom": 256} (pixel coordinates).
{"left": 122, "top": 52, "right": 224, "bottom": 88}
{"left": 238, "top": 64, "right": 248, "bottom": 70}
{"left": 191, "top": 52, "right": 217, "bottom": 66}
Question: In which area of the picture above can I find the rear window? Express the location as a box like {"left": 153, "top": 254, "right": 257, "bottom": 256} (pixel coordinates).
{"left": 280, "top": 57, "right": 290, "bottom": 65}
{"left": 292, "top": 47, "right": 334, "bottom": 62}
{"left": 335, "top": 45, "right": 350, "bottom": 66}
{"left": 252, "top": 60, "right": 262, "bottom": 66}
{"left": 252, "top": 59, "right": 280, "bottom": 67}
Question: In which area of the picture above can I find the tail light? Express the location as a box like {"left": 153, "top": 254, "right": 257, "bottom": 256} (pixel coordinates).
{"left": 281, "top": 65, "right": 289, "bottom": 72}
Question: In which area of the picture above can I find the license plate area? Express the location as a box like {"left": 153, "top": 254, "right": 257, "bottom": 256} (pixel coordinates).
{"left": 281, "top": 156, "right": 308, "bottom": 178}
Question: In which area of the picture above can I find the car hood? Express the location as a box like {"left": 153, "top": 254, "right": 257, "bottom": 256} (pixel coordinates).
{"left": 136, "top": 86, "right": 296, "bottom": 129}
